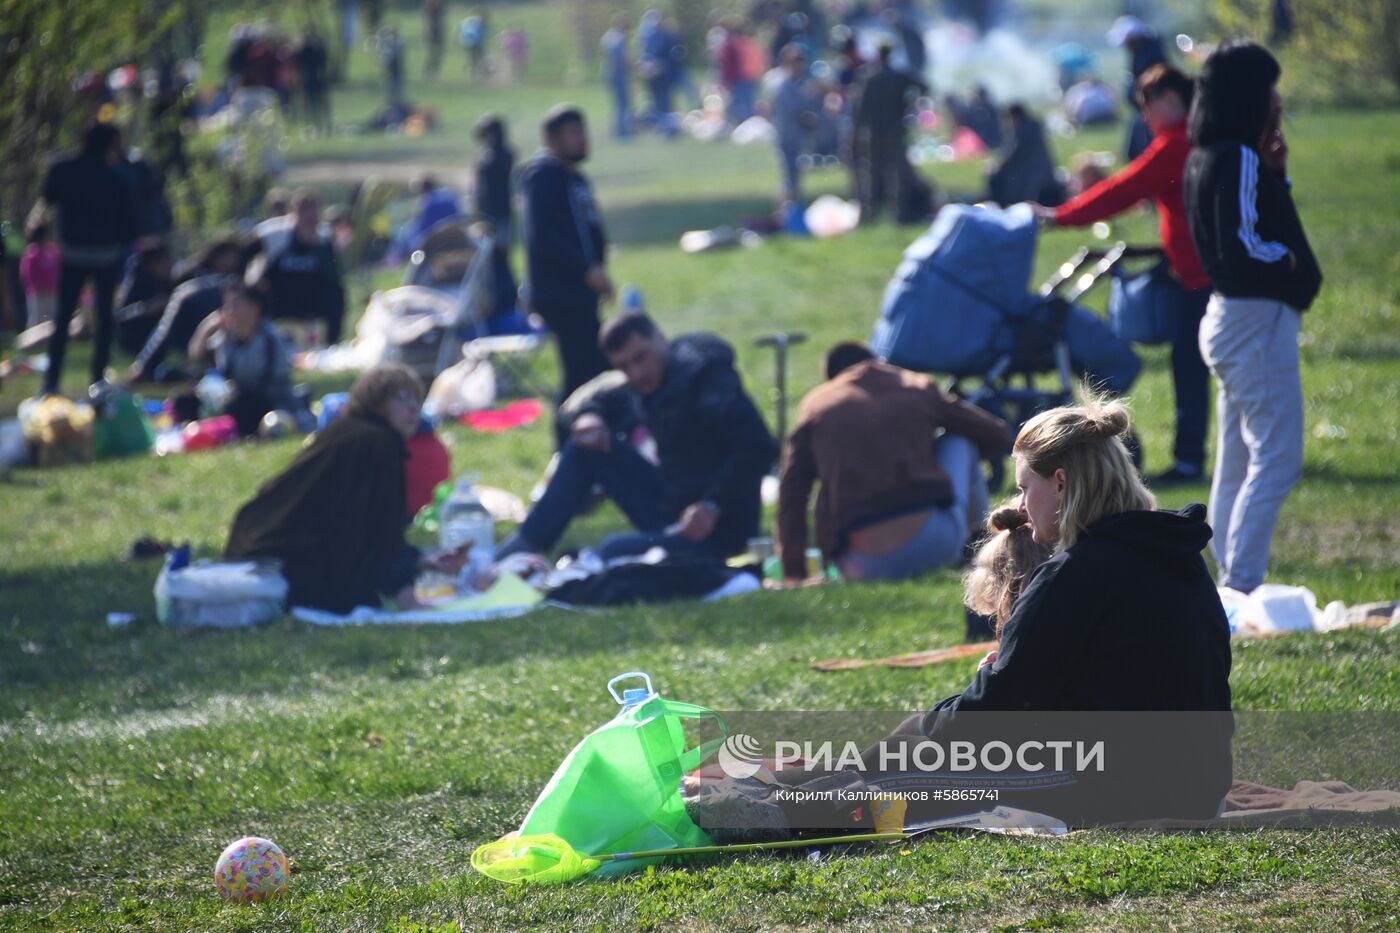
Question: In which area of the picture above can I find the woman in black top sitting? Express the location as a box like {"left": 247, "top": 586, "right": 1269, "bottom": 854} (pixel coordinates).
{"left": 767, "top": 399, "right": 1233, "bottom": 831}
{"left": 225, "top": 364, "right": 463, "bottom": 613}
{"left": 916, "top": 400, "right": 1232, "bottom": 824}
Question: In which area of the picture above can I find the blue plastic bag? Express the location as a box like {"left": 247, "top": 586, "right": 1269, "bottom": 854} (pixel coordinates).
{"left": 1107, "top": 261, "right": 1182, "bottom": 345}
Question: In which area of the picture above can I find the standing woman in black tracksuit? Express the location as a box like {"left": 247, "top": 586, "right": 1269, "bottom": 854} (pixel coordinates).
{"left": 1183, "top": 40, "right": 1322, "bottom": 596}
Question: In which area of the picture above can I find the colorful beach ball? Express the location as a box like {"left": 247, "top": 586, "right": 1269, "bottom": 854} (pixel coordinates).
{"left": 214, "top": 836, "right": 289, "bottom": 903}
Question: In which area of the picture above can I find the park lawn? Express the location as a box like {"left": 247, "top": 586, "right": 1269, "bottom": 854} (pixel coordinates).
{"left": 3, "top": 4, "right": 1400, "bottom": 928}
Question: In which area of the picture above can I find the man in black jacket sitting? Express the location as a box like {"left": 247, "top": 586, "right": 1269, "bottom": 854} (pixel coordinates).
{"left": 499, "top": 312, "right": 778, "bottom": 561}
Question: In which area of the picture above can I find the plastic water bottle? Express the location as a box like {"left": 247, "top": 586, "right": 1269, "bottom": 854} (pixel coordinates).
{"left": 611, "top": 672, "right": 656, "bottom": 712}
{"left": 619, "top": 285, "right": 645, "bottom": 314}
{"left": 196, "top": 371, "right": 232, "bottom": 415}
{"left": 439, "top": 472, "right": 495, "bottom": 583}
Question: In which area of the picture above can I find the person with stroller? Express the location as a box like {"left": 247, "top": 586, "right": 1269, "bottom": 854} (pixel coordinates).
{"left": 1184, "top": 40, "right": 1321, "bottom": 595}
{"left": 1036, "top": 65, "right": 1211, "bottom": 487}
{"left": 519, "top": 105, "right": 615, "bottom": 443}
{"left": 776, "top": 341, "right": 1012, "bottom": 584}
{"left": 496, "top": 312, "right": 777, "bottom": 563}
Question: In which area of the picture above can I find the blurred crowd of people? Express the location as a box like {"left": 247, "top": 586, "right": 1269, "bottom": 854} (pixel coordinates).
{"left": 221, "top": 23, "right": 333, "bottom": 135}
{"left": 4, "top": 3, "right": 1322, "bottom": 628}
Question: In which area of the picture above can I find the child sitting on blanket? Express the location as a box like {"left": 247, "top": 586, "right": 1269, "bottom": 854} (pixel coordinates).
{"left": 962, "top": 502, "right": 1052, "bottom": 668}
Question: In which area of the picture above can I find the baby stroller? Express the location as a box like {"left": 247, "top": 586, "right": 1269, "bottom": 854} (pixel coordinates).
{"left": 871, "top": 202, "right": 1150, "bottom": 487}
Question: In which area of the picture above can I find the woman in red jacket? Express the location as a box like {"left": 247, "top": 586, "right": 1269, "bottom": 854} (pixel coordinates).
{"left": 1036, "top": 65, "right": 1210, "bottom": 487}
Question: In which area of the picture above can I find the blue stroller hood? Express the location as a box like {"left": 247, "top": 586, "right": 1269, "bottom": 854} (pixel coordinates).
{"left": 872, "top": 203, "right": 1041, "bottom": 377}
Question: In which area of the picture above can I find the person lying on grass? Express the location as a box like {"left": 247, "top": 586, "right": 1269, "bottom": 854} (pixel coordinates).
{"left": 225, "top": 363, "right": 466, "bottom": 613}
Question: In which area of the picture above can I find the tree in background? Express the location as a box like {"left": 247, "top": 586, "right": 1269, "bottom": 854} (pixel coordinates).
{"left": 0, "top": 0, "right": 191, "bottom": 229}
{"left": 1213, "top": 0, "right": 1400, "bottom": 99}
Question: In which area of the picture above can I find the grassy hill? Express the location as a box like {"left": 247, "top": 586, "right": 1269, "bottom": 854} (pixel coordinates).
{"left": 2, "top": 2, "right": 1398, "bottom": 929}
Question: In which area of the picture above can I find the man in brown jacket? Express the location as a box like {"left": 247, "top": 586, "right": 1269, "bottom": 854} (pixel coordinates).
{"left": 777, "top": 342, "right": 1012, "bottom": 583}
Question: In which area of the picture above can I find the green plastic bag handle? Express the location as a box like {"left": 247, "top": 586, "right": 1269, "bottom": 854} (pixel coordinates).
{"left": 659, "top": 699, "right": 728, "bottom": 773}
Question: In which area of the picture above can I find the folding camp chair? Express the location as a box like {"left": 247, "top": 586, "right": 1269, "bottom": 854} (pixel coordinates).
{"left": 404, "top": 218, "right": 550, "bottom": 397}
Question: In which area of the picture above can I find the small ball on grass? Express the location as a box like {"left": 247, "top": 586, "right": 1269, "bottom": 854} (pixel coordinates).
{"left": 214, "top": 836, "right": 289, "bottom": 903}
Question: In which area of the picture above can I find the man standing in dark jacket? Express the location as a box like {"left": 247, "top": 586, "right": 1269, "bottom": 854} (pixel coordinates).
{"left": 40, "top": 122, "right": 138, "bottom": 394}
{"left": 850, "top": 44, "right": 928, "bottom": 223}
{"left": 473, "top": 114, "right": 516, "bottom": 238}
{"left": 1184, "top": 40, "right": 1321, "bottom": 594}
{"left": 498, "top": 313, "right": 777, "bottom": 561}
{"left": 473, "top": 114, "right": 517, "bottom": 320}
{"left": 519, "top": 105, "right": 614, "bottom": 442}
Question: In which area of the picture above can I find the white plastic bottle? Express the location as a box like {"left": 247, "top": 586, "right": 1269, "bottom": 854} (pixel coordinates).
{"left": 439, "top": 472, "right": 496, "bottom": 586}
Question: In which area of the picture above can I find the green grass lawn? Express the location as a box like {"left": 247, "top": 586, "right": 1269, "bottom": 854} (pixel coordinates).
{"left": 3, "top": 4, "right": 1400, "bottom": 929}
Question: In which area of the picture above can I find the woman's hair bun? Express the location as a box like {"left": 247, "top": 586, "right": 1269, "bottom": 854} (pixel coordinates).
{"left": 987, "top": 504, "right": 1030, "bottom": 534}
{"left": 1085, "top": 400, "right": 1131, "bottom": 439}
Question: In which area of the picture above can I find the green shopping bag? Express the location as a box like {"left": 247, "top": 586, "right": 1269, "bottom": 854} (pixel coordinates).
{"left": 93, "top": 392, "right": 154, "bottom": 460}
{"left": 516, "top": 672, "right": 726, "bottom": 876}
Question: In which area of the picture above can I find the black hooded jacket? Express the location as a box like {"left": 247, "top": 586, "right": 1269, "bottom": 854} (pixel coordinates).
{"left": 932, "top": 504, "right": 1232, "bottom": 715}
{"left": 583, "top": 333, "right": 778, "bottom": 557}
{"left": 1184, "top": 143, "right": 1322, "bottom": 311}
{"left": 924, "top": 504, "right": 1233, "bottom": 822}
{"left": 518, "top": 150, "right": 606, "bottom": 311}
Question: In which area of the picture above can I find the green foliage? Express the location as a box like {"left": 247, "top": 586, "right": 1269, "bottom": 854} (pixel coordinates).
{"left": 167, "top": 122, "right": 282, "bottom": 236}
{"left": 0, "top": 0, "right": 194, "bottom": 224}
{"left": 1211, "top": 0, "right": 1400, "bottom": 106}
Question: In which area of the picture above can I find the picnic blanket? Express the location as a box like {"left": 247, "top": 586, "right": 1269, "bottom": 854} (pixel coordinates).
{"left": 290, "top": 562, "right": 761, "bottom": 625}
{"left": 811, "top": 640, "right": 996, "bottom": 671}
{"left": 461, "top": 399, "right": 544, "bottom": 433}
{"left": 292, "top": 572, "right": 546, "bottom": 626}
{"left": 902, "top": 781, "right": 1400, "bottom": 837}
{"left": 811, "top": 601, "right": 1397, "bottom": 672}
{"left": 1125, "top": 780, "right": 1400, "bottom": 830}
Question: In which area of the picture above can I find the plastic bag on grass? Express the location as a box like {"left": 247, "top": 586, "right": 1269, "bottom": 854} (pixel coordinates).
{"left": 513, "top": 672, "right": 725, "bottom": 877}
{"left": 155, "top": 556, "right": 288, "bottom": 629}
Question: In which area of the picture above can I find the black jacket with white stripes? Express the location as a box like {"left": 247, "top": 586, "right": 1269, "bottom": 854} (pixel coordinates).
{"left": 1184, "top": 142, "right": 1322, "bottom": 311}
